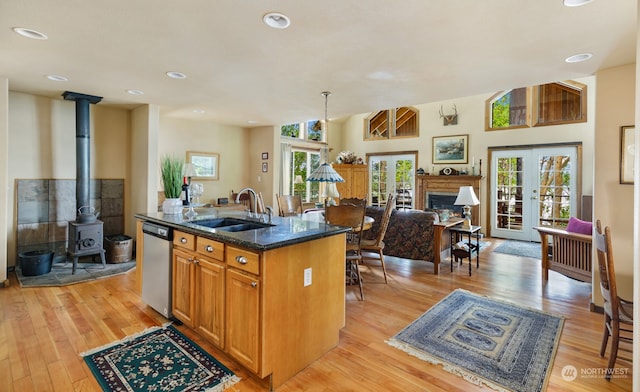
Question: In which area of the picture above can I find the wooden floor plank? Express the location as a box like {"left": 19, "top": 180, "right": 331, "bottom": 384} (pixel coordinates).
{"left": 0, "top": 238, "right": 632, "bottom": 391}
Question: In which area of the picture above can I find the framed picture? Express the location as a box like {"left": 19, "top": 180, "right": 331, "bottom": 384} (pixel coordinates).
{"left": 262, "top": 162, "right": 268, "bottom": 173}
{"left": 262, "top": 152, "right": 269, "bottom": 160}
{"left": 620, "top": 125, "right": 635, "bottom": 184}
{"left": 433, "top": 134, "right": 468, "bottom": 164}
{"left": 186, "top": 151, "right": 219, "bottom": 180}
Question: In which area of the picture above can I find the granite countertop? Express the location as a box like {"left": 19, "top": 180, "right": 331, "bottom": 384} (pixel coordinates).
{"left": 135, "top": 208, "right": 349, "bottom": 251}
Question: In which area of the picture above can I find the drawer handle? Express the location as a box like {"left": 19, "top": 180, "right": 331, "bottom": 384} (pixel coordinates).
{"left": 251, "top": 281, "right": 257, "bottom": 288}
{"left": 205, "top": 245, "right": 214, "bottom": 253}
{"left": 235, "top": 255, "right": 248, "bottom": 265}
{"left": 180, "top": 237, "right": 188, "bottom": 244}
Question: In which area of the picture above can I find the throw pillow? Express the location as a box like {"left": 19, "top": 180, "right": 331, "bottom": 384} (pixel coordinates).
{"left": 566, "top": 217, "right": 592, "bottom": 235}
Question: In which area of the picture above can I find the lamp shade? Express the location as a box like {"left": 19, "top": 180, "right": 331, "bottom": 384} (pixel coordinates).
{"left": 454, "top": 186, "right": 480, "bottom": 206}
{"left": 305, "top": 162, "right": 345, "bottom": 182}
{"left": 294, "top": 175, "right": 304, "bottom": 184}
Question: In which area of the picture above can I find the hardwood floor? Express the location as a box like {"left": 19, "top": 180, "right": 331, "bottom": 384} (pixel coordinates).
{"left": 0, "top": 239, "right": 632, "bottom": 391}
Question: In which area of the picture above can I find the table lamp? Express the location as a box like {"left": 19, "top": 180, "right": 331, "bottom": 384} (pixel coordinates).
{"left": 454, "top": 186, "right": 480, "bottom": 229}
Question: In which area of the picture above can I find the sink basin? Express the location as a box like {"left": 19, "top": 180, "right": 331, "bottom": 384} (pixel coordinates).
{"left": 216, "top": 223, "right": 271, "bottom": 232}
{"left": 189, "top": 218, "right": 273, "bottom": 232}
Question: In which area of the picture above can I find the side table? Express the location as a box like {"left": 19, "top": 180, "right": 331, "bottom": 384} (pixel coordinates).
{"left": 449, "top": 225, "right": 482, "bottom": 276}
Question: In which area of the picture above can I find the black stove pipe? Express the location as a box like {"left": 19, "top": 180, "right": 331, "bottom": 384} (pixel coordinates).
{"left": 62, "top": 91, "right": 103, "bottom": 213}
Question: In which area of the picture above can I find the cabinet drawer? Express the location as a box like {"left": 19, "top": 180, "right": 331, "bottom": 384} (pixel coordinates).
{"left": 196, "top": 237, "right": 224, "bottom": 261}
{"left": 173, "top": 230, "right": 196, "bottom": 251}
{"left": 226, "top": 246, "right": 260, "bottom": 276}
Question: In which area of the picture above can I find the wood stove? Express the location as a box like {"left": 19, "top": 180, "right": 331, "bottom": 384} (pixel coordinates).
{"left": 63, "top": 91, "right": 106, "bottom": 274}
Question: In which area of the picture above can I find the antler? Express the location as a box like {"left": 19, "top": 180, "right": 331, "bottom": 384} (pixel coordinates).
{"left": 452, "top": 104, "right": 457, "bottom": 115}
{"left": 439, "top": 105, "right": 444, "bottom": 118}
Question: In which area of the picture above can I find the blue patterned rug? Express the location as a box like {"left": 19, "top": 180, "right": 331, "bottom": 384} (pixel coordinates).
{"left": 81, "top": 325, "right": 240, "bottom": 392}
{"left": 493, "top": 240, "right": 541, "bottom": 259}
{"left": 387, "top": 289, "right": 563, "bottom": 392}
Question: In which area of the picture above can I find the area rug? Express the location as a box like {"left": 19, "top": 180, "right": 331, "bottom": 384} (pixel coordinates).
{"left": 81, "top": 324, "right": 240, "bottom": 392}
{"left": 15, "top": 259, "right": 136, "bottom": 287}
{"left": 387, "top": 289, "right": 563, "bottom": 392}
{"left": 492, "top": 240, "right": 541, "bottom": 259}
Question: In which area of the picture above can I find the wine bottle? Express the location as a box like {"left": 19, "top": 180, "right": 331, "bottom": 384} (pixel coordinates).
{"left": 182, "top": 177, "right": 190, "bottom": 205}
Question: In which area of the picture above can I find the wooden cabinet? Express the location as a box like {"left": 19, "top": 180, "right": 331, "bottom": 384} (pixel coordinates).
{"left": 172, "top": 230, "right": 225, "bottom": 348}
{"left": 333, "top": 164, "right": 368, "bottom": 200}
{"left": 172, "top": 247, "right": 196, "bottom": 327}
{"left": 169, "top": 228, "right": 345, "bottom": 389}
{"left": 226, "top": 267, "right": 261, "bottom": 373}
{"left": 225, "top": 246, "right": 261, "bottom": 373}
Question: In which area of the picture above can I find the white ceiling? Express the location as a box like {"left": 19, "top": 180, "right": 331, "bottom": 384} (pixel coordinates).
{"left": 1, "top": 0, "right": 636, "bottom": 127}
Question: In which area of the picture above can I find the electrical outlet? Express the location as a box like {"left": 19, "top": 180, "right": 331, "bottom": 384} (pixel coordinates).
{"left": 304, "top": 268, "right": 312, "bottom": 287}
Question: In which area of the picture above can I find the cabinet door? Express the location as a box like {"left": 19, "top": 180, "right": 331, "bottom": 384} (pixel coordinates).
{"left": 196, "top": 257, "right": 225, "bottom": 349}
{"left": 351, "top": 166, "right": 369, "bottom": 199}
{"left": 226, "top": 268, "right": 261, "bottom": 374}
{"left": 172, "top": 248, "right": 196, "bottom": 328}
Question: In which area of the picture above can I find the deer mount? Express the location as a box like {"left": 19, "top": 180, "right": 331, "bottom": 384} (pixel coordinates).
{"left": 439, "top": 104, "right": 458, "bottom": 126}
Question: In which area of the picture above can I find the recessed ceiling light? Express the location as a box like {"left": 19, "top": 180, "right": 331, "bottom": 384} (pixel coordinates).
{"left": 46, "top": 75, "right": 68, "bottom": 82}
{"left": 193, "top": 109, "right": 205, "bottom": 114}
{"left": 126, "top": 89, "right": 145, "bottom": 95}
{"left": 13, "top": 27, "right": 48, "bottom": 40}
{"left": 565, "top": 53, "right": 593, "bottom": 63}
{"left": 563, "top": 0, "right": 593, "bottom": 7}
{"left": 247, "top": 120, "right": 258, "bottom": 124}
{"left": 166, "top": 71, "right": 187, "bottom": 79}
{"left": 263, "top": 12, "right": 290, "bottom": 29}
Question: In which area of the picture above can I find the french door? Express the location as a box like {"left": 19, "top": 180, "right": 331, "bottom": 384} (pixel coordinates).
{"left": 490, "top": 146, "right": 578, "bottom": 241}
{"left": 368, "top": 153, "right": 416, "bottom": 209}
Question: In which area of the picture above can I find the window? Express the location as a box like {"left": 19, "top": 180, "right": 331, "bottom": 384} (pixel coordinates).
{"left": 486, "top": 87, "right": 530, "bottom": 131}
{"left": 281, "top": 120, "right": 326, "bottom": 142}
{"left": 485, "top": 80, "right": 586, "bottom": 131}
{"left": 533, "top": 81, "right": 586, "bottom": 126}
{"left": 365, "top": 107, "right": 419, "bottom": 140}
{"left": 290, "top": 149, "right": 321, "bottom": 203}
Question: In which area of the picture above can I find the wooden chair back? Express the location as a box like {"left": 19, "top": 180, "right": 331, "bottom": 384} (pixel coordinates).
{"left": 276, "top": 194, "right": 303, "bottom": 216}
{"left": 595, "top": 220, "right": 618, "bottom": 317}
{"left": 325, "top": 203, "right": 366, "bottom": 250}
{"left": 339, "top": 197, "right": 367, "bottom": 207}
{"left": 372, "top": 194, "right": 395, "bottom": 244}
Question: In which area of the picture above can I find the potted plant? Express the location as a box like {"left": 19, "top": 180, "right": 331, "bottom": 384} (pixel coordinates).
{"left": 160, "top": 154, "right": 184, "bottom": 214}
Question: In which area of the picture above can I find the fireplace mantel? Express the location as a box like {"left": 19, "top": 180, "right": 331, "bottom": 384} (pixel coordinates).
{"left": 415, "top": 175, "right": 483, "bottom": 226}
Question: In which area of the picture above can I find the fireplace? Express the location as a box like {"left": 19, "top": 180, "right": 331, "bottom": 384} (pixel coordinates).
{"left": 415, "top": 174, "right": 482, "bottom": 226}
{"left": 427, "top": 193, "right": 463, "bottom": 217}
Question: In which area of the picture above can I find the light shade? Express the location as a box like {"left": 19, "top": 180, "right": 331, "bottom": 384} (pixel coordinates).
{"left": 294, "top": 175, "right": 304, "bottom": 184}
{"left": 306, "top": 163, "right": 345, "bottom": 183}
{"left": 454, "top": 186, "right": 480, "bottom": 206}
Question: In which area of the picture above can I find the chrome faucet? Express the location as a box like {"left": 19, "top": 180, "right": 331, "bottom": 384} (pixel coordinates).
{"left": 236, "top": 187, "right": 258, "bottom": 219}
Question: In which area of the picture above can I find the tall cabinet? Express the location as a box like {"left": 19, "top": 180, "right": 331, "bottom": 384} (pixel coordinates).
{"left": 333, "top": 164, "right": 368, "bottom": 201}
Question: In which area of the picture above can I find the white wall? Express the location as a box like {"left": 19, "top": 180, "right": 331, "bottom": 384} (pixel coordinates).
{"left": 158, "top": 116, "right": 250, "bottom": 205}
{"left": 0, "top": 78, "right": 8, "bottom": 283}
{"left": 335, "top": 76, "right": 596, "bottom": 231}
{"left": 594, "top": 64, "right": 635, "bottom": 303}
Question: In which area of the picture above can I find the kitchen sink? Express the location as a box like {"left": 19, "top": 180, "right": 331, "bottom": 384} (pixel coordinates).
{"left": 189, "top": 218, "right": 273, "bottom": 232}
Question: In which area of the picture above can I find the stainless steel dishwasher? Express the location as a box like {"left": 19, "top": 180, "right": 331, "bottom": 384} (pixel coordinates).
{"left": 141, "top": 221, "right": 173, "bottom": 319}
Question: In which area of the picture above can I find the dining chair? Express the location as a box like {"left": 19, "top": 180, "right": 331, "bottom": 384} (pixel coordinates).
{"left": 360, "top": 194, "right": 395, "bottom": 283}
{"left": 276, "top": 194, "right": 303, "bottom": 216}
{"left": 595, "top": 220, "right": 633, "bottom": 381}
{"left": 325, "top": 203, "right": 366, "bottom": 300}
{"left": 339, "top": 197, "right": 367, "bottom": 207}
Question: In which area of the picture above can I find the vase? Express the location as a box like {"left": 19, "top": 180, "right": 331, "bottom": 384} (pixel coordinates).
{"left": 162, "top": 198, "right": 183, "bottom": 214}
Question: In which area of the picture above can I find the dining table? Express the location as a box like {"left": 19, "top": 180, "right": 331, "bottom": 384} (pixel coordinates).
{"left": 302, "top": 208, "right": 374, "bottom": 231}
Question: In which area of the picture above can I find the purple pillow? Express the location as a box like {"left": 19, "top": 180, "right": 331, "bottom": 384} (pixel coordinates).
{"left": 566, "top": 217, "right": 592, "bottom": 235}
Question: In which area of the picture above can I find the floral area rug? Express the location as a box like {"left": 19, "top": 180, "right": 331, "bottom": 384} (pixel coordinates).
{"left": 387, "top": 289, "right": 563, "bottom": 392}
{"left": 81, "top": 324, "right": 240, "bottom": 392}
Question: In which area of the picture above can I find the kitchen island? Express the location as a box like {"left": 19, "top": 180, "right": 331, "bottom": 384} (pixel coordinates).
{"left": 135, "top": 208, "right": 349, "bottom": 390}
